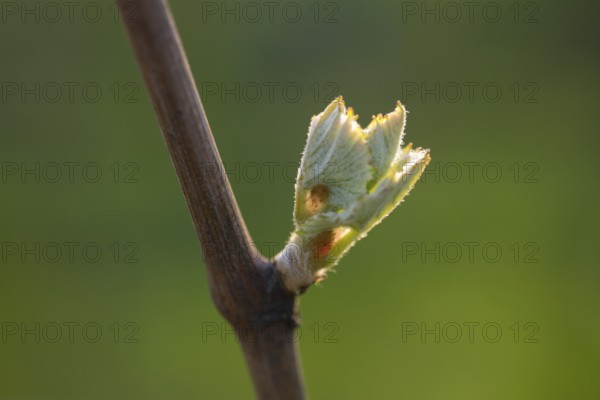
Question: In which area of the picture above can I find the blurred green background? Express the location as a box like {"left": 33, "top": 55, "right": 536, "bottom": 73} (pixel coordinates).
{"left": 1, "top": 0, "right": 599, "bottom": 398}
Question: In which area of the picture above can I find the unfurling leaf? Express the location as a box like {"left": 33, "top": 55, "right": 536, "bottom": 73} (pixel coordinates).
{"left": 275, "top": 97, "right": 430, "bottom": 294}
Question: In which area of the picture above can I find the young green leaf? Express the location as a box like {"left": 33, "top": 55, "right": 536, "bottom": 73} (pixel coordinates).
{"left": 276, "top": 97, "right": 430, "bottom": 294}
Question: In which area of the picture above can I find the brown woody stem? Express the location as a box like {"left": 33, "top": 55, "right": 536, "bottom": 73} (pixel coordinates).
{"left": 116, "top": 1, "right": 306, "bottom": 398}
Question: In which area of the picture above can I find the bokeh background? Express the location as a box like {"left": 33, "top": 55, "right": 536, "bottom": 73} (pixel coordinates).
{"left": 1, "top": 0, "right": 599, "bottom": 398}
